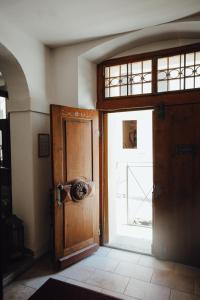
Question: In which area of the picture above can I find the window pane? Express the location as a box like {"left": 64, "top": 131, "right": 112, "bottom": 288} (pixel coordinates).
{"left": 105, "top": 67, "right": 109, "bottom": 78}
{"left": 186, "top": 53, "right": 194, "bottom": 66}
{"left": 0, "top": 97, "right": 6, "bottom": 119}
{"left": 195, "top": 77, "right": 200, "bottom": 88}
{"left": 121, "top": 64, "right": 127, "bottom": 76}
{"left": 110, "top": 86, "right": 120, "bottom": 97}
{"left": 105, "top": 88, "right": 109, "bottom": 98}
{"left": 104, "top": 59, "right": 152, "bottom": 98}
{"left": 157, "top": 50, "right": 200, "bottom": 93}
{"left": 169, "top": 55, "right": 180, "bottom": 68}
{"left": 158, "top": 80, "right": 167, "bottom": 92}
{"left": 185, "top": 77, "right": 194, "bottom": 89}
{"left": 169, "top": 79, "right": 180, "bottom": 91}
{"left": 121, "top": 85, "right": 127, "bottom": 96}
{"left": 132, "top": 62, "right": 142, "bottom": 73}
{"left": 110, "top": 65, "right": 120, "bottom": 77}
{"left": 132, "top": 84, "right": 142, "bottom": 95}
{"left": 143, "top": 60, "right": 152, "bottom": 72}
{"left": 158, "top": 58, "right": 167, "bottom": 70}
{"left": 196, "top": 52, "right": 200, "bottom": 64}
{"left": 143, "top": 83, "right": 152, "bottom": 94}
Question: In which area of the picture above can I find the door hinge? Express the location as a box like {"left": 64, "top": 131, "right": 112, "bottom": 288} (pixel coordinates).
{"left": 155, "top": 103, "right": 165, "bottom": 120}
{"left": 98, "top": 228, "right": 101, "bottom": 236}
{"left": 98, "top": 129, "right": 102, "bottom": 138}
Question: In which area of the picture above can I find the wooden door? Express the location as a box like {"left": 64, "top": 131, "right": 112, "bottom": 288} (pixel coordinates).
{"left": 153, "top": 103, "right": 200, "bottom": 267}
{"left": 51, "top": 105, "right": 99, "bottom": 269}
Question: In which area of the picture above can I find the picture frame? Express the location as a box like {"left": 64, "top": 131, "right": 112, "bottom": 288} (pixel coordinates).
{"left": 38, "top": 134, "right": 50, "bottom": 157}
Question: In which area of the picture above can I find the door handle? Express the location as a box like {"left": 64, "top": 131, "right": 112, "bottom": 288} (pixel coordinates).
{"left": 56, "top": 177, "right": 95, "bottom": 206}
{"left": 56, "top": 183, "right": 72, "bottom": 206}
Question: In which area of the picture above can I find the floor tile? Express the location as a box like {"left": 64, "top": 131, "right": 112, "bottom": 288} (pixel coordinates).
{"left": 101, "top": 288, "right": 138, "bottom": 299}
{"left": 86, "top": 269, "right": 129, "bottom": 293}
{"left": 115, "top": 261, "right": 153, "bottom": 282}
{"left": 125, "top": 278, "right": 170, "bottom": 300}
{"left": 144, "top": 283, "right": 170, "bottom": 300}
{"left": 170, "top": 289, "right": 200, "bottom": 300}
{"left": 124, "top": 278, "right": 148, "bottom": 299}
{"left": 107, "top": 249, "right": 141, "bottom": 264}
{"left": 4, "top": 282, "right": 36, "bottom": 300}
{"left": 58, "top": 264, "right": 95, "bottom": 282}
{"left": 95, "top": 247, "right": 111, "bottom": 257}
{"left": 138, "top": 255, "right": 174, "bottom": 271}
{"left": 151, "top": 269, "right": 194, "bottom": 293}
{"left": 174, "top": 264, "right": 200, "bottom": 279}
{"left": 80, "top": 254, "right": 120, "bottom": 272}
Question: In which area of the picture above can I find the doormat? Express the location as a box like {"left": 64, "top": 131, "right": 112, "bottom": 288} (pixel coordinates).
{"left": 28, "top": 278, "right": 120, "bottom": 300}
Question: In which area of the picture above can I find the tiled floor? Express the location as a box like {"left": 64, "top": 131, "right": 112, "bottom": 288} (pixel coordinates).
{"left": 3, "top": 247, "right": 200, "bottom": 300}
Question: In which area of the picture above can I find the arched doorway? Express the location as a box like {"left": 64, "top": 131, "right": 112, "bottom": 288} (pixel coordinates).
{"left": 0, "top": 44, "right": 33, "bottom": 286}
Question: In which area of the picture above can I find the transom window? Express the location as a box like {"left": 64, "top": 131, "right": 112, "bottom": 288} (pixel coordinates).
{"left": 157, "top": 52, "right": 200, "bottom": 92}
{"left": 105, "top": 60, "right": 152, "bottom": 97}
{"left": 100, "top": 45, "right": 200, "bottom": 99}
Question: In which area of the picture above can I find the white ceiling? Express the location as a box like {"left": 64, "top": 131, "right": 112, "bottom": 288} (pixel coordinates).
{"left": 0, "top": 0, "right": 200, "bottom": 46}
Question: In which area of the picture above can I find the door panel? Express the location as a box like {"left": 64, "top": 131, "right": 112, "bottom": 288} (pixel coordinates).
{"left": 66, "top": 120, "right": 93, "bottom": 181}
{"left": 51, "top": 105, "right": 99, "bottom": 269}
{"left": 153, "top": 104, "right": 200, "bottom": 266}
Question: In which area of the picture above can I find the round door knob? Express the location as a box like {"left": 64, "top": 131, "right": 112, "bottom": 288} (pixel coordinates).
{"left": 70, "top": 180, "right": 89, "bottom": 202}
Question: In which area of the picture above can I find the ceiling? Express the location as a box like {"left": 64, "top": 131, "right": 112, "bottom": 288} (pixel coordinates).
{"left": 0, "top": 0, "right": 200, "bottom": 47}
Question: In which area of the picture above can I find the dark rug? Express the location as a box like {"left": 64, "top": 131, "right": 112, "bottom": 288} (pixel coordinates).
{"left": 28, "top": 278, "right": 120, "bottom": 300}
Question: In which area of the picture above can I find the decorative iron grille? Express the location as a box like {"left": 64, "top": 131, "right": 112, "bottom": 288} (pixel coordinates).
{"left": 157, "top": 51, "right": 200, "bottom": 92}
{"left": 105, "top": 60, "right": 152, "bottom": 98}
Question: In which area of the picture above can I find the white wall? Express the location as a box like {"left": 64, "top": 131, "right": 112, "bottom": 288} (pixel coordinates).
{"left": 0, "top": 16, "right": 52, "bottom": 257}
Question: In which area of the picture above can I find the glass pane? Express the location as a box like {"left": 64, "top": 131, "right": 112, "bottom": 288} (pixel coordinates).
{"left": 120, "top": 85, "right": 127, "bottom": 96}
{"left": 144, "top": 73, "right": 152, "bottom": 82}
{"left": 110, "top": 65, "right": 120, "bottom": 77}
{"left": 168, "top": 79, "right": 180, "bottom": 91}
{"left": 120, "top": 76, "right": 127, "bottom": 85}
{"left": 158, "top": 80, "right": 167, "bottom": 92}
{"left": 181, "top": 78, "right": 184, "bottom": 90}
{"left": 143, "top": 83, "right": 152, "bottom": 94}
{"left": 185, "top": 66, "right": 194, "bottom": 77}
{"left": 143, "top": 60, "right": 152, "bottom": 72}
{"left": 158, "top": 71, "right": 167, "bottom": 80}
{"left": 158, "top": 58, "right": 167, "bottom": 70}
{"left": 121, "top": 64, "right": 127, "bottom": 76}
{"left": 196, "top": 66, "right": 200, "bottom": 76}
{"left": 132, "top": 84, "right": 142, "bottom": 95}
{"left": 134, "top": 74, "right": 142, "bottom": 83}
{"left": 185, "top": 77, "right": 194, "bottom": 89}
{"left": 110, "top": 86, "right": 120, "bottom": 97}
{"left": 110, "top": 77, "right": 119, "bottom": 86}
{"left": 170, "top": 69, "right": 180, "bottom": 79}
{"left": 0, "top": 97, "right": 6, "bottom": 119}
{"left": 132, "top": 62, "right": 142, "bottom": 74}
{"left": 169, "top": 55, "right": 180, "bottom": 68}
{"left": 105, "top": 88, "right": 109, "bottom": 98}
{"left": 196, "top": 52, "right": 200, "bottom": 64}
{"left": 186, "top": 52, "right": 194, "bottom": 66}
{"left": 105, "top": 67, "right": 110, "bottom": 78}
{"left": 195, "top": 77, "right": 200, "bottom": 88}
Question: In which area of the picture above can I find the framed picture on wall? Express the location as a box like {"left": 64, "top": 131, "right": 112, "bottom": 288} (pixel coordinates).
{"left": 38, "top": 134, "right": 50, "bottom": 157}
{"left": 123, "top": 120, "right": 137, "bottom": 149}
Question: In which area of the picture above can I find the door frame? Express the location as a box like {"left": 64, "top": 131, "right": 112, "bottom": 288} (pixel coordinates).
{"left": 99, "top": 98, "right": 200, "bottom": 249}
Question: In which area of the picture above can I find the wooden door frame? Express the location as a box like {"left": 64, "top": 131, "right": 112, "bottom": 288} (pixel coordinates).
{"left": 99, "top": 107, "right": 155, "bottom": 246}
{"left": 99, "top": 98, "right": 200, "bottom": 247}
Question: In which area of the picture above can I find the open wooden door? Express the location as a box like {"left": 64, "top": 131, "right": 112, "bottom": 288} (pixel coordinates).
{"left": 153, "top": 103, "right": 200, "bottom": 267}
{"left": 51, "top": 105, "right": 99, "bottom": 270}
